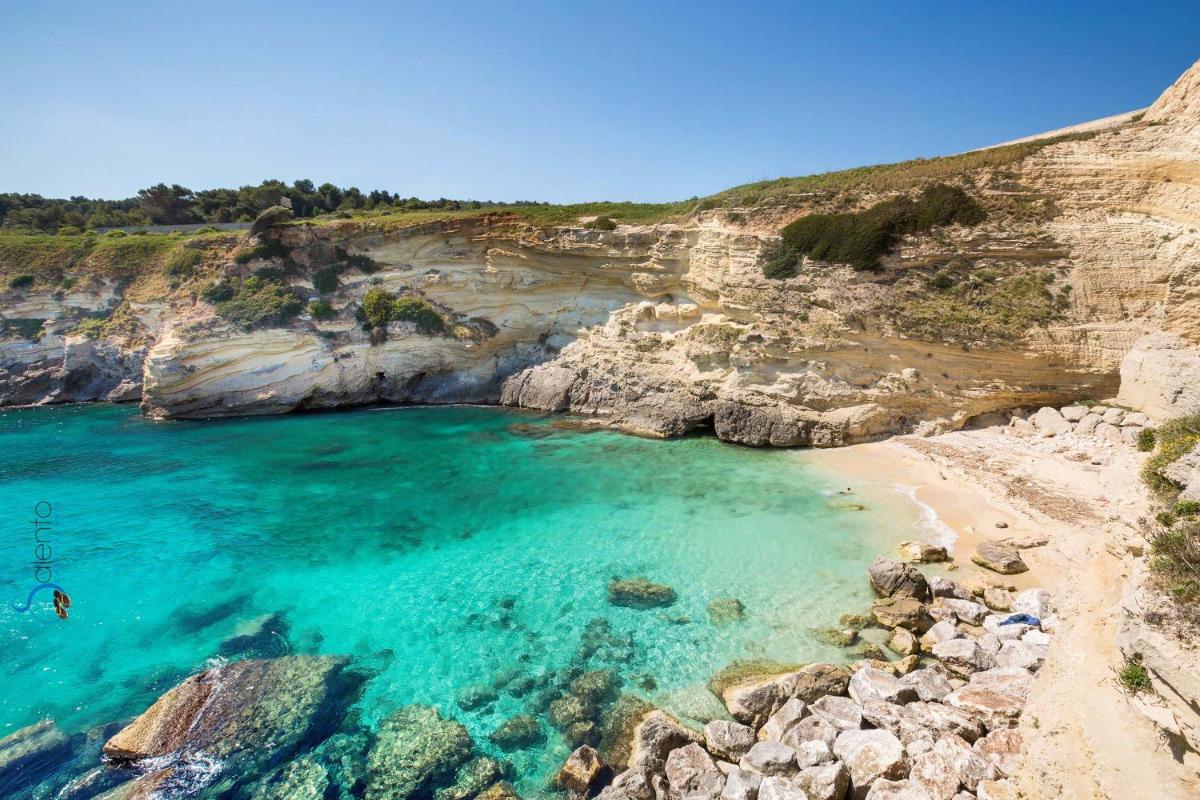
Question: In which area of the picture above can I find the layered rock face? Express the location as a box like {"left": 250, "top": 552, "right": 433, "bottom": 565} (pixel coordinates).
{"left": 5, "top": 60, "right": 1200, "bottom": 441}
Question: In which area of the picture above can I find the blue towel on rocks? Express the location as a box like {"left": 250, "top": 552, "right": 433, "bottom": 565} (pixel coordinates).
{"left": 999, "top": 613, "right": 1040, "bottom": 627}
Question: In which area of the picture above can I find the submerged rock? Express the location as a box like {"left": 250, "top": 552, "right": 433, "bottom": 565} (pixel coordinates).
{"left": 489, "top": 716, "right": 545, "bottom": 751}
{"left": 249, "top": 757, "right": 329, "bottom": 800}
{"left": 608, "top": 578, "right": 678, "bottom": 609}
{"left": 437, "top": 756, "right": 510, "bottom": 800}
{"left": 363, "top": 705, "right": 474, "bottom": 800}
{"left": 218, "top": 611, "right": 292, "bottom": 660}
{"left": 707, "top": 597, "right": 747, "bottom": 625}
{"left": 0, "top": 719, "right": 73, "bottom": 796}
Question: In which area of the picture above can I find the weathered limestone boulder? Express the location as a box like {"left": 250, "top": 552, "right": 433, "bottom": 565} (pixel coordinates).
{"left": 902, "top": 703, "right": 984, "bottom": 744}
{"left": 859, "top": 701, "right": 929, "bottom": 746}
{"left": 931, "top": 639, "right": 993, "bottom": 678}
{"left": 888, "top": 627, "right": 919, "bottom": 656}
{"left": 909, "top": 749, "right": 960, "bottom": 800}
{"left": 863, "top": 778, "right": 935, "bottom": 799}
{"left": 1010, "top": 589, "right": 1051, "bottom": 619}
{"left": 739, "top": 741, "right": 798, "bottom": 777}
{"left": 994, "top": 640, "right": 1046, "bottom": 671}
{"left": 809, "top": 696, "right": 863, "bottom": 732}
{"left": 490, "top": 715, "right": 545, "bottom": 751}
{"left": 919, "top": 621, "right": 961, "bottom": 652}
{"left": 1075, "top": 413, "right": 1103, "bottom": 435}
{"left": 722, "top": 665, "right": 849, "bottom": 727}
{"left": 932, "top": 735, "right": 995, "bottom": 791}
{"left": 868, "top": 556, "right": 930, "bottom": 600}
{"left": 929, "top": 577, "right": 970, "bottom": 601}
{"left": 970, "top": 543, "right": 1027, "bottom": 575}
{"left": 944, "top": 669, "right": 1032, "bottom": 728}
{"left": 758, "top": 699, "right": 808, "bottom": 742}
{"left": 975, "top": 778, "right": 1020, "bottom": 800}
{"left": 981, "top": 588, "right": 1012, "bottom": 612}
{"left": 896, "top": 541, "right": 949, "bottom": 564}
{"left": 934, "top": 599, "right": 989, "bottom": 626}
{"left": 1030, "top": 407, "right": 1070, "bottom": 435}
{"left": 609, "top": 578, "right": 677, "bottom": 609}
{"left": 1060, "top": 405, "right": 1088, "bottom": 422}
{"left": 704, "top": 720, "right": 757, "bottom": 762}
{"left": 628, "top": 711, "right": 702, "bottom": 775}
{"left": 1101, "top": 406, "right": 1126, "bottom": 425}
{"left": 833, "top": 728, "right": 907, "bottom": 800}
{"left": 756, "top": 775, "right": 807, "bottom": 800}
{"left": 103, "top": 656, "right": 360, "bottom": 764}
{"left": 795, "top": 739, "right": 834, "bottom": 768}
{"left": 720, "top": 767, "right": 761, "bottom": 800}
{"left": 871, "top": 597, "right": 927, "bottom": 630}
{"left": 557, "top": 745, "right": 605, "bottom": 795}
{"left": 900, "top": 669, "right": 953, "bottom": 703}
{"left": 780, "top": 716, "right": 839, "bottom": 751}
{"left": 972, "top": 729, "right": 1021, "bottom": 777}
{"left": 849, "top": 668, "right": 917, "bottom": 705}
{"left": 438, "top": 756, "right": 509, "bottom": 800}
{"left": 795, "top": 760, "right": 850, "bottom": 800}
{"left": 0, "top": 719, "right": 73, "bottom": 796}
{"left": 666, "top": 742, "right": 725, "bottom": 799}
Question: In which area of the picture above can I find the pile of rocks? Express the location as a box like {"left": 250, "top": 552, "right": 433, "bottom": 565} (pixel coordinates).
{"left": 1007, "top": 403, "right": 1148, "bottom": 450}
{"left": 568, "top": 556, "right": 1057, "bottom": 800}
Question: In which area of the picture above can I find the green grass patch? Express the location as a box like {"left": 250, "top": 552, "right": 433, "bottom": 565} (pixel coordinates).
{"left": 1141, "top": 415, "right": 1200, "bottom": 495}
{"left": 234, "top": 238, "right": 290, "bottom": 264}
{"left": 1, "top": 317, "right": 46, "bottom": 340}
{"left": 1150, "top": 519, "right": 1200, "bottom": 603}
{"left": 764, "top": 184, "right": 986, "bottom": 276}
{"left": 71, "top": 315, "right": 110, "bottom": 339}
{"left": 307, "top": 299, "right": 334, "bottom": 320}
{"left": 1117, "top": 659, "right": 1154, "bottom": 694}
{"left": 362, "top": 288, "right": 444, "bottom": 334}
{"left": 203, "top": 276, "right": 302, "bottom": 329}
{"left": 164, "top": 248, "right": 203, "bottom": 278}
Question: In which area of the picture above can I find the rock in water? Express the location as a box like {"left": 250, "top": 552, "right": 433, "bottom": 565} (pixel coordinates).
{"left": 867, "top": 556, "right": 930, "bottom": 600}
{"left": 557, "top": 745, "right": 605, "bottom": 795}
{"left": 707, "top": 597, "right": 746, "bottom": 624}
{"left": 103, "top": 656, "right": 360, "bottom": 764}
{"left": 218, "top": 611, "right": 292, "bottom": 659}
{"left": 249, "top": 757, "right": 330, "bottom": 800}
{"left": 608, "top": 578, "right": 678, "bottom": 609}
{"left": 0, "top": 719, "right": 73, "bottom": 797}
{"left": 364, "top": 706, "right": 475, "bottom": 800}
{"left": 489, "top": 716, "right": 545, "bottom": 751}
{"left": 970, "top": 543, "right": 1028, "bottom": 575}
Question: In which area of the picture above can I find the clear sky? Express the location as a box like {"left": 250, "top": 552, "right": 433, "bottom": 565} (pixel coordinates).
{"left": 2, "top": 1, "right": 1198, "bottom": 203}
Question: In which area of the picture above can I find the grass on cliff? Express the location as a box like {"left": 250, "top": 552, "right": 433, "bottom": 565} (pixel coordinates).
{"left": 361, "top": 288, "right": 444, "bottom": 334}
{"left": 0, "top": 229, "right": 224, "bottom": 286}
{"left": 201, "top": 276, "right": 303, "bottom": 329}
{"left": 1140, "top": 414, "right": 1200, "bottom": 605}
{"left": 1141, "top": 415, "right": 1200, "bottom": 495}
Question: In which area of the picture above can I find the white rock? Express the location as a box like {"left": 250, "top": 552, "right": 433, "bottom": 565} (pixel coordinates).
{"left": 936, "top": 599, "right": 989, "bottom": 625}
{"left": 1011, "top": 589, "right": 1051, "bottom": 619}
{"left": 758, "top": 699, "right": 808, "bottom": 743}
{"left": 1096, "top": 422, "right": 1124, "bottom": 444}
{"left": 833, "top": 728, "right": 908, "bottom": 799}
{"left": 864, "top": 779, "right": 937, "bottom": 799}
{"left": 666, "top": 742, "right": 726, "bottom": 800}
{"left": 756, "top": 775, "right": 807, "bottom": 800}
{"left": 1030, "top": 407, "right": 1069, "bottom": 436}
{"left": 933, "top": 735, "right": 996, "bottom": 791}
{"left": 780, "top": 716, "right": 838, "bottom": 751}
{"left": 721, "top": 768, "right": 762, "bottom": 800}
{"left": 900, "top": 669, "right": 954, "bottom": 702}
{"left": 1122, "top": 411, "right": 1149, "bottom": 427}
{"left": 919, "top": 621, "right": 962, "bottom": 651}
{"left": 795, "top": 761, "right": 849, "bottom": 800}
{"left": 1101, "top": 407, "right": 1126, "bottom": 425}
{"left": 1021, "top": 629, "right": 1052, "bottom": 647}
{"left": 994, "top": 640, "right": 1047, "bottom": 671}
{"left": 849, "top": 668, "right": 917, "bottom": 705}
{"left": 706, "top": 720, "right": 758, "bottom": 762}
{"left": 794, "top": 739, "right": 833, "bottom": 768}
{"left": 931, "top": 639, "right": 993, "bottom": 677}
{"left": 1060, "top": 405, "right": 1088, "bottom": 422}
{"left": 1075, "top": 413, "right": 1103, "bottom": 435}
{"left": 739, "top": 741, "right": 798, "bottom": 777}
{"left": 809, "top": 695, "right": 863, "bottom": 732}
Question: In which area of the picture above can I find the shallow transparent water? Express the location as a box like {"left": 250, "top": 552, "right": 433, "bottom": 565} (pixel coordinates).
{"left": 0, "top": 404, "right": 929, "bottom": 794}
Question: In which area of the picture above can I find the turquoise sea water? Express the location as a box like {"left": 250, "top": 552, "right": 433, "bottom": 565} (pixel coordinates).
{"left": 0, "top": 404, "right": 929, "bottom": 796}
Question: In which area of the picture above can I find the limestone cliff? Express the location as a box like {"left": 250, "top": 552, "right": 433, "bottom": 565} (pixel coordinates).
{"left": 4, "top": 60, "right": 1200, "bottom": 443}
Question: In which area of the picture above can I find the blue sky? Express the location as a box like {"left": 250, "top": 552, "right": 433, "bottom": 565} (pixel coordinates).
{"left": 2, "top": 1, "right": 1197, "bottom": 203}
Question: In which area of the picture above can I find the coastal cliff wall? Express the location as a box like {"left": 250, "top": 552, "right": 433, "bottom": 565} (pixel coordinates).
{"left": 4, "top": 60, "right": 1200, "bottom": 443}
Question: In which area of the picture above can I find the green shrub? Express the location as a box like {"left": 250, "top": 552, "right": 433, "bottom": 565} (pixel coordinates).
{"left": 312, "top": 266, "right": 340, "bottom": 294}
{"left": 205, "top": 276, "right": 302, "bottom": 328}
{"left": 72, "top": 316, "right": 109, "bottom": 339}
{"left": 336, "top": 247, "right": 381, "bottom": 274}
{"left": 2, "top": 318, "right": 45, "bottom": 340}
{"left": 1117, "top": 659, "right": 1153, "bottom": 694}
{"left": 1150, "top": 518, "right": 1200, "bottom": 603}
{"left": 1142, "top": 415, "right": 1200, "bottom": 494}
{"left": 361, "top": 288, "right": 443, "bottom": 334}
{"left": 165, "top": 248, "right": 203, "bottom": 278}
{"left": 104, "top": 230, "right": 128, "bottom": 238}
{"left": 763, "top": 183, "right": 985, "bottom": 277}
{"left": 1175, "top": 500, "right": 1200, "bottom": 518}
{"left": 1137, "top": 427, "right": 1158, "bottom": 452}
{"left": 307, "top": 299, "right": 334, "bottom": 320}
{"left": 585, "top": 216, "right": 618, "bottom": 231}
{"left": 57, "top": 226, "right": 83, "bottom": 236}
{"left": 7, "top": 274, "right": 35, "bottom": 289}
{"left": 1157, "top": 510, "right": 1178, "bottom": 528}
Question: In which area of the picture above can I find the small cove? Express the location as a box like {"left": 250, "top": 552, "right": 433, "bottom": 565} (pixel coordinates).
{"left": 1, "top": 404, "right": 936, "bottom": 796}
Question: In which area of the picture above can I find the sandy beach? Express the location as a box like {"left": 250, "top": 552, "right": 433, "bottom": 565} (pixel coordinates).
{"left": 811, "top": 424, "right": 1198, "bottom": 799}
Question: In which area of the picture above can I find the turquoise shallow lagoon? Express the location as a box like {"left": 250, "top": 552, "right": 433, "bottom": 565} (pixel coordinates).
{"left": 0, "top": 404, "right": 931, "bottom": 796}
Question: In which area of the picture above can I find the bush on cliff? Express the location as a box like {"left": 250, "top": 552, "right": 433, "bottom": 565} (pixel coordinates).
{"left": 165, "top": 248, "right": 203, "bottom": 278}
{"left": 204, "top": 276, "right": 302, "bottom": 328}
{"left": 312, "top": 266, "right": 339, "bottom": 294}
{"left": 585, "top": 216, "right": 617, "bottom": 231}
{"left": 1141, "top": 415, "right": 1200, "bottom": 495}
{"left": 762, "top": 183, "right": 985, "bottom": 277}
{"left": 362, "top": 288, "right": 444, "bottom": 334}
{"left": 307, "top": 299, "right": 335, "bottom": 320}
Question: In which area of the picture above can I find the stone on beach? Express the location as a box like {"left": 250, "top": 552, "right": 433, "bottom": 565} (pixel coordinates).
{"left": 720, "top": 767, "right": 762, "bottom": 800}
{"left": 972, "top": 729, "right": 1022, "bottom": 776}
{"left": 849, "top": 667, "right": 918, "bottom": 705}
{"left": 901, "top": 669, "right": 954, "bottom": 703}
{"left": 758, "top": 699, "right": 808, "bottom": 742}
{"left": 627, "top": 711, "right": 702, "bottom": 775}
{"left": 934, "top": 599, "right": 989, "bottom": 626}
{"left": 871, "top": 597, "right": 927, "bottom": 630}
{"left": 833, "top": 728, "right": 907, "bottom": 799}
{"left": 929, "top": 577, "right": 970, "bottom": 601}
{"left": 863, "top": 778, "right": 937, "bottom": 799}
{"left": 756, "top": 774, "right": 808, "bottom": 800}
{"left": 705, "top": 720, "right": 757, "bottom": 762}
{"left": 666, "top": 742, "right": 725, "bottom": 799}
{"left": 931, "top": 639, "right": 993, "bottom": 678}
{"left": 780, "top": 716, "right": 840, "bottom": 751}
{"left": 1011, "top": 588, "right": 1052, "bottom": 619}
{"left": 809, "top": 695, "right": 863, "bottom": 731}
{"left": 970, "top": 542, "right": 1028, "bottom": 575}
{"left": 1030, "top": 407, "right": 1070, "bottom": 435}
{"left": 919, "top": 621, "right": 961, "bottom": 652}
{"left": 722, "top": 665, "right": 849, "bottom": 727}
{"left": 888, "top": 627, "right": 919, "bottom": 656}
{"left": 896, "top": 541, "right": 949, "bottom": 564}
{"left": 739, "top": 741, "right": 798, "bottom": 776}
{"left": 795, "top": 760, "right": 850, "bottom": 800}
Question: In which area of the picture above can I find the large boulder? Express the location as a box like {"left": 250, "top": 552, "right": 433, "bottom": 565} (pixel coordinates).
{"left": 363, "top": 706, "right": 475, "bottom": 800}
{"left": 931, "top": 735, "right": 995, "bottom": 791}
{"left": 849, "top": 668, "right": 917, "bottom": 706}
{"left": 864, "top": 778, "right": 938, "bottom": 799}
{"left": 901, "top": 703, "right": 984, "bottom": 744}
{"left": 934, "top": 599, "right": 989, "bottom": 626}
{"left": 900, "top": 669, "right": 953, "bottom": 703}
{"left": 609, "top": 578, "right": 677, "bottom": 609}
{"left": 972, "top": 729, "right": 1021, "bottom": 777}
{"left": 627, "top": 711, "right": 702, "bottom": 775}
{"left": 909, "top": 749, "right": 960, "bottom": 800}
{"left": 970, "top": 543, "right": 1027, "bottom": 575}
{"left": 931, "top": 639, "right": 993, "bottom": 678}
{"left": 704, "top": 720, "right": 757, "bottom": 762}
{"left": 868, "top": 557, "right": 930, "bottom": 600}
{"left": 943, "top": 669, "right": 1032, "bottom": 728}
{"left": 1030, "top": 407, "right": 1069, "bottom": 436}
{"left": 780, "top": 716, "right": 839, "bottom": 751}
{"left": 795, "top": 760, "right": 850, "bottom": 800}
{"left": 833, "top": 729, "right": 907, "bottom": 799}
{"left": 721, "top": 665, "right": 848, "bottom": 727}
{"left": 871, "top": 598, "right": 927, "bottom": 630}
{"left": 103, "top": 656, "right": 360, "bottom": 766}
{"left": 994, "top": 640, "right": 1046, "bottom": 671}
{"left": 720, "top": 768, "right": 762, "bottom": 800}
{"left": 756, "top": 775, "right": 808, "bottom": 800}
{"left": 809, "top": 696, "right": 863, "bottom": 731}
{"left": 738, "top": 741, "right": 798, "bottom": 777}
{"left": 758, "top": 699, "right": 808, "bottom": 742}
{"left": 665, "top": 742, "right": 725, "bottom": 800}
{"left": 896, "top": 541, "right": 950, "bottom": 564}
{"left": 1010, "top": 589, "right": 1051, "bottom": 619}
